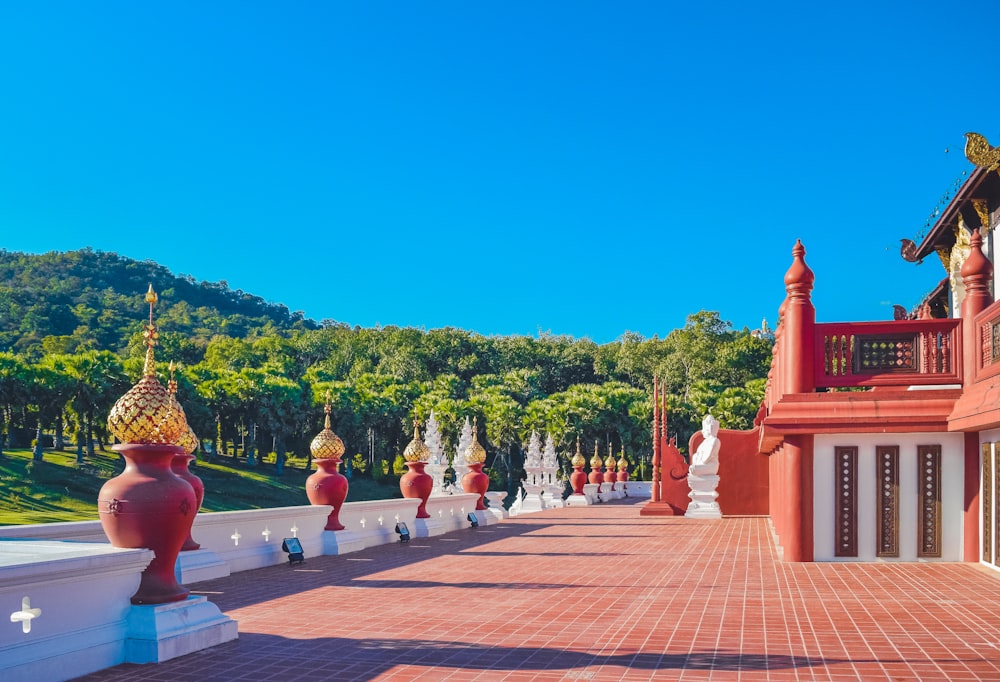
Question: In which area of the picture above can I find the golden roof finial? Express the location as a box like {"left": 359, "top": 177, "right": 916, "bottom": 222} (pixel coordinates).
{"left": 618, "top": 445, "right": 628, "bottom": 470}
{"left": 141, "top": 284, "right": 160, "bottom": 378}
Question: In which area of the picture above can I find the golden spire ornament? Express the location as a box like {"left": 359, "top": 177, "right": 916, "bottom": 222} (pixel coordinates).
{"left": 464, "top": 417, "right": 486, "bottom": 464}
{"left": 403, "top": 419, "right": 431, "bottom": 462}
{"left": 590, "top": 440, "right": 603, "bottom": 470}
{"left": 571, "top": 436, "right": 585, "bottom": 468}
{"left": 310, "top": 392, "right": 346, "bottom": 460}
{"left": 617, "top": 446, "right": 628, "bottom": 470}
{"left": 107, "top": 285, "right": 187, "bottom": 445}
{"left": 169, "top": 361, "right": 199, "bottom": 454}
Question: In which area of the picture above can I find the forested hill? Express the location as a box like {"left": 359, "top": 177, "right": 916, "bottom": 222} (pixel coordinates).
{"left": 0, "top": 248, "right": 319, "bottom": 354}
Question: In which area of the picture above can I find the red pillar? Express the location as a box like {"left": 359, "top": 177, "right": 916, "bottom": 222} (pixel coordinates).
{"left": 960, "top": 230, "right": 993, "bottom": 562}
{"left": 779, "top": 241, "right": 816, "bottom": 562}
{"left": 652, "top": 376, "right": 661, "bottom": 502}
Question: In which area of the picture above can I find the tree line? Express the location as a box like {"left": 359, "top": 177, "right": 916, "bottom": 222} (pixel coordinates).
{"left": 0, "top": 249, "right": 772, "bottom": 491}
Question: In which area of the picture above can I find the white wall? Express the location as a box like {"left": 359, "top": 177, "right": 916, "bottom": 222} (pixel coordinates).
{"left": 814, "top": 433, "right": 965, "bottom": 561}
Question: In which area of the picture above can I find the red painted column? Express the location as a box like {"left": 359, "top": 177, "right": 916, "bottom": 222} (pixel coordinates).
{"left": 780, "top": 241, "right": 816, "bottom": 561}
{"left": 652, "top": 376, "right": 661, "bottom": 502}
{"left": 960, "top": 230, "right": 992, "bottom": 562}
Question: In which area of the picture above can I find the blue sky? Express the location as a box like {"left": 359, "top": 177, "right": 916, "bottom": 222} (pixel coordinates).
{"left": 2, "top": 1, "right": 999, "bottom": 343}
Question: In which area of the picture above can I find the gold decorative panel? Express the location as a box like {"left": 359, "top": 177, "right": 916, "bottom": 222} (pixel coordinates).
{"left": 835, "top": 447, "right": 858, "bottom": 557}
{"left": 876, "top": 446, "right": 900, "bottom": 558}
{"left": 917, "top": 445, "right": 942, "bottom": 558}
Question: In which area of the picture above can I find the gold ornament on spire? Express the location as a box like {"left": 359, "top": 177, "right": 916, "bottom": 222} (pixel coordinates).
{"left": 403, "top": 419, "right": 431, "bottom": 462}
{"left": 964, "top": 132, "right": 1000, "bottom": 173}
{"left": 590, "top": 441, "right": 603, "bottom": 469}
{"left": 605, "top": 442, "right": 616, "bottom": 468}
{"left": 617, "top": 447, "right": 628, "bottom": 471}
{"left": 310, "top": 391, "right": 346, "bottom": 460}
{"left": 571, "top": 436, "right": 585, "bottom": 467}
{"left": 464, "top": 417, "right": 486, "bottom": 464}
{"left": 107, "top": 286, "right": 188, "bottom": 445}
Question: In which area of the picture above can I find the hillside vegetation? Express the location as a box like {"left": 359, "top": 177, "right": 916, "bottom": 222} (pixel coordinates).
{"left": 0, "top": 249, "right": 773, "bottom": 521}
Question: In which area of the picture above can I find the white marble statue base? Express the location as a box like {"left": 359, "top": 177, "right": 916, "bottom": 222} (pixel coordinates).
{"left": 565, "top": 493, "right": 591, "bottom": 506}
{"left": 583, "top": 483, "right": 601, "bottom": 504}
{"left": 484, "top": 492, "right": 509, "bottom": 521}
{"left": 124, "top": 595, "right": 238, "bottom": 664}
{"left": 519, "top": 485, "right": 546, "bottom": 514}
{"left": 686, "top": 473, "right": 722, "bottom": 519}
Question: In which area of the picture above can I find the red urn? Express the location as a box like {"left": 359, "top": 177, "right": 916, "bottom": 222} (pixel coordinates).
{"left": 605, "top": 447, "right": 618, "bottom": 491}
{"left": 617, "top": 450, "right": 630, "bottom": 490}
{"left": 588, "top": 441, "right": 604, "bottom": 486}
{"left": 101, "top": 288, "right": 200, "bottom": 605}
{"left": 399, "top": 421, "right": 433, "bottom": 518}
{"left": 306, "top": 398, "right": 349, "bottom": 530}
{"left": 569, "top": 438, "right": 587, "bottom": 495}
{"left": 172, "top": 449, "right": 204, "bottom": 550}
{"left": 461, "top": 417, "right": 490, "bottom": 510}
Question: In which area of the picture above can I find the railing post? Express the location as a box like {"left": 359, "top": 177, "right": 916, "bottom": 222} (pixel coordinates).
{"left": 961, "top": 229, "right": 993, "bottom": 562}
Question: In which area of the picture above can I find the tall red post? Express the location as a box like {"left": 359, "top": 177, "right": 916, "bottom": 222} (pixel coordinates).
{"left": 779, "top": 240, "right": 816, "bottom": 562}
{"left": 961, "top": 229, "right": 993, "bottom": 562}
{"left": 652, "top": 376, "right": 661, "bottom": 502}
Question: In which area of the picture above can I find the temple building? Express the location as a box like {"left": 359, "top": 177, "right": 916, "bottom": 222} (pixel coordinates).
{"left": 754, "top": 133, "right": 1000, "bottom": 566}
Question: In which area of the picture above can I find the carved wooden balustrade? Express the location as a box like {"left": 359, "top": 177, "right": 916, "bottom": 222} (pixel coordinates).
{"left": 813, "top": 319, "right": 962, "bottom": 388}
{"left": 972, "top": 297, "right": 1000, "bottom": 384}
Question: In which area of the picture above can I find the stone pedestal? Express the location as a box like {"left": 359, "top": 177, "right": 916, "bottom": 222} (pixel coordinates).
{"left": 583, "top": 483, "right": 601, "bottom": 504}
{"left": 685, "top": 473, "right": 722, "bottom": 519}
{"left": 321, "top": 529, "right": 367, "bottom": 555}
{"left": 545, "top": 483, "right": 566, "bottom": 508}
{"left": 484, "top": 491, "right": 508, "bottom": 521}
{"left": 519, "top": 484, "right": 546, "bottom": 513}
{"left": 124, "top": 595, "right": 238, "bottom": 664}
{"left": 565, "top": 493, "right": 591, "bottom": 506}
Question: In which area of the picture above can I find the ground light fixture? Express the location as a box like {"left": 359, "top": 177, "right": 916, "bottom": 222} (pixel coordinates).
{"left": 467, "top": 512, "right": 478, "bottom": 528}
{"left": 395, "top": 522, "right": 410, "bottom": 543}
{"left": 282, "top": 537, "right": 304, "bottom": 565}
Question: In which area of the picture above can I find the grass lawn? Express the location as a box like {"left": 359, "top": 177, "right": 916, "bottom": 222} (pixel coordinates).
{"left": 0, "top": 447, "right": 402, "bottom": 526}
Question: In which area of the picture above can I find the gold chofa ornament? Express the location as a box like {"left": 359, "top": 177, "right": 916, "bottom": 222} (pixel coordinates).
{"left": 107, "top": 285, "right": 188, "bottom": 445}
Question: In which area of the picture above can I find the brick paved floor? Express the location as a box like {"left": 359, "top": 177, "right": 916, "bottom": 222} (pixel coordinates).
{"left": 77, "top": 499, "right": 1000, "bottom": 681}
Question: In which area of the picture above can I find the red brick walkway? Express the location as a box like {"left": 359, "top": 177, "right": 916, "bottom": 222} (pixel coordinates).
{"left": 77, "top": 499, "right": 1000, "bottom": 681}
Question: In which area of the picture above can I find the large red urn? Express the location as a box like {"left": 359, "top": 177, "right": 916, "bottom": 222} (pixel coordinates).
{"left": 604, "top": 448, "right": 618, "bottom": 491}
{"left": 588, "top": 442, "right": 604, "bottom": 486}
{"left": 101, "top": 285, "right": 197, "bottom": 605}
{"left": 173, "top": 426, "right": 204, "bottom": 551}
{"left": 100, "top": 444, "right": 196, "bottom": 604}
{"left": 306, "top": 399, "right": 349, "bottom": 530}
{"left": 617, "top": 451, "right": 630, "bottom": 491}
{"left": 569, "top": 438, "right": 587, "bottom": 495}
{"left": 461, "top": 418, "right": 490, "bottom": 510}
{"left": 400, "top": 421, "right": 433, "bottom": 518}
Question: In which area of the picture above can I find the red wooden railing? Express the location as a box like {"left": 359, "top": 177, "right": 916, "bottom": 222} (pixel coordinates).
{"left": 973, "top": 298, "right": 1000, "bottom": 384}
{"left": 813, "top": 319, "right": 962, "bottom": 388}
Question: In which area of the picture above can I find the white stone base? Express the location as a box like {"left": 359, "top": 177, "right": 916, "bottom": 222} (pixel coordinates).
{"left": 175, "top": 548, "right": 229, "bottom": 584}
{"left": 583, "top": 483, "right": 601, "bottom": 504}
{"left": 686, "top": 473, "right": 722, "bottom": 519}
{"left": 124, "top": 595, "right": 238, "bottom": 664}
{"left": 484, "top": 492, "right": 508, "bottom": 521}
{"left": 565, "top": 493, "right": 591, "bottom": 506}
{"left": 684, "top": 501, "right": 722, "bottom": 519}
{"left": 414, "top": 517, "right": 448, "bottom": 537}
{"left": 321, "top": 529, "right": 367, "bottom": 555}
{"left": 545, "top": 485, "right": 566, "bottom": 507}
{"left": 518, "top": 486, "right": 546, "bottom": 514}
{"left": 467, "top": 509, "right": 497, "bottom": 527}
